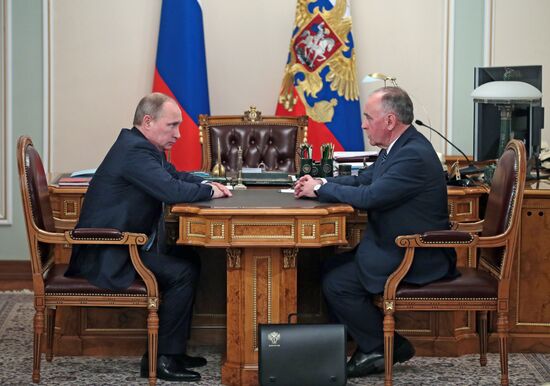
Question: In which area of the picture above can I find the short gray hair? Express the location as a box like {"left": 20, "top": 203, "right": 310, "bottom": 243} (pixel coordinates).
{"left": 132, "top": 92, "right": 175, "bottom": 126}
{"left": 374, "top": 87, "right": 414, "bottom": 125}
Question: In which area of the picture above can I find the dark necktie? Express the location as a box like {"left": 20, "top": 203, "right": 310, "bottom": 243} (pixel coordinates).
{"left": 156, "top": 202, "right": 166, "bottom": 254}
{"left": 142, "top": 155, "right": 167, "bottom": 253}
{"left": 156, "top": 154, "right": 167, "bottom": 254}
{"left": 379, "top": 149, "right": 388, "bottom": 164}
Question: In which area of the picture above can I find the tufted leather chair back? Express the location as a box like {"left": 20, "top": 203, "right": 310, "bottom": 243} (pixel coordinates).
{"left": 199, "top": 108, "right": 308, "bottom": 173}
{"left": 17, "top": 136, "right": 56, "bottom": 270}
{"left": 479, "top": 140, "right": 526, "bottom": 280}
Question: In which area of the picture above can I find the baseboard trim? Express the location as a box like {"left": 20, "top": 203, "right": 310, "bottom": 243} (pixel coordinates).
{"left": 0, "top": 260, "right": 32, "bottom": 290}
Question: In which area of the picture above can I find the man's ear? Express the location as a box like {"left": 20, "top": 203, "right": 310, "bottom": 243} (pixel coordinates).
{"left": 386, "top": 113, "right": 397, "bottom": 130}
{"left": 142, "top": 114, "right": 152, "bottom": 129}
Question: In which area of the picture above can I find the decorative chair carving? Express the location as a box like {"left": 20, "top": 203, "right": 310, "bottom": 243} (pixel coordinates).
{"left": 17, "top": 136, "right": 160, "bottom": 385}
{"left": 377, "top": 139, "right": 526, "bottom": 386}
{"left": 198, "top": 107, "right": 308, "bottom": 174}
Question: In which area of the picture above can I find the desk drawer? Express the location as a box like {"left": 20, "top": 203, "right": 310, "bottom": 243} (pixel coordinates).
{"left": 448, "top": 196, "right": 480, "bottom": 222}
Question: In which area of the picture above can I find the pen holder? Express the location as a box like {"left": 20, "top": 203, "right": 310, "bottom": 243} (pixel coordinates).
{"left": 299, "top": 159, "right": 313, "bottom": 177}
{"left": 310, "top": 162, "right": 321, "bottom": 178}
{"left": 321, "top": 159, "right": 333, "bottom": 177}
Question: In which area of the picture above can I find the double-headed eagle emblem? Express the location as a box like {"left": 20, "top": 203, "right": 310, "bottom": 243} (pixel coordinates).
{"left": 278, "top": 0, "right": 359, "bottom": 123}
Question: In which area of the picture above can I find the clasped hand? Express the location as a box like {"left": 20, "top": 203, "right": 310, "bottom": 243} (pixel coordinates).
{"left": 209, "top": 182, "right": 233, "bottom": 198}
{"left": 294, "top": 175, "right": 319, "bottom": 198}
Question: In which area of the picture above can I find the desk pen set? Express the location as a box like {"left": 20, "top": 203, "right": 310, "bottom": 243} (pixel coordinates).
{"left": 299, "top": 143, "right": 334, "bottom": 177}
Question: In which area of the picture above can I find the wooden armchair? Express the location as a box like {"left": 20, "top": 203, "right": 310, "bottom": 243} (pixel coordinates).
{"left": 17, "top": 136, "right": 160, "bottom": 385}
{"left": 377, "top": 139, "right": 526, "bottom": 386}
{"left": 199, "top": 107, "right": 308, "bottom": 174}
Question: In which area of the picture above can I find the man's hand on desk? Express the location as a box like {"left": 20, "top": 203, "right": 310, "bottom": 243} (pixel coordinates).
{"left": 209, "top": 182, "right": 233, "bottom": 198}
{"left": 294, "top": 175, "right": 322, "bottom": 199}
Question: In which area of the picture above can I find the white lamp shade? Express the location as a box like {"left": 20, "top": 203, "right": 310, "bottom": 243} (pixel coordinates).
{"left": 471, "top": 81, "right": 542, "bottom": 103}
{"left": 362, "top": 72, "right": 395, "bottom": 84}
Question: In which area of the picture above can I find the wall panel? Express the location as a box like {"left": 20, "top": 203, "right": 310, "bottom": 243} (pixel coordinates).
{"left": 0, "top": 0, "right": 10, "bottom": 225}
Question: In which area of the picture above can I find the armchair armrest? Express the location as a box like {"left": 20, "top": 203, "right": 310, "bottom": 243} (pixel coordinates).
{"left": 70, "top": 228, "right": 124, "bottom": 240}
{"left": 34, "top": 227, "right": 157, "bottom": 297}
{"left": 66, "top": 228, "right": 157, "bottom": 298}
{"left": 395, "top": 230, "right": 478, "bottom": 248}
{"left": 66, "top": 228, "right": 148, "bottom": 245}
{"left": 384, "top": 231, "right": 479, "bottom": 303}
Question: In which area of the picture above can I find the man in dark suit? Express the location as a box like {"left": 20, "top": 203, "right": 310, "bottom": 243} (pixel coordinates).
{"left": 294, "top": 87, "right": 458, "bottom": 378}
{"left": 65, "top": 92, "right": 232, "bottom": 382}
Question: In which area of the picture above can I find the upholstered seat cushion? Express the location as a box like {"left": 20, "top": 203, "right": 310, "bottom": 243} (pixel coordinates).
{"left": 396, "top": 268, "right": 498, "bottom": 299}
{"left": 44, "top": 264, "right": 147, "bottom": 295}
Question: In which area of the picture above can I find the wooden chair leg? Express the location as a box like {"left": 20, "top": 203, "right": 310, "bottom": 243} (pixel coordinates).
{"left": 33, "top": 305, "right": 45, "bottom": 383}
{"left": 497, "top": 311, "right": 509, "bottom": 386}
{"left": 478, "top": 311, "right": 488, "bottom": 366}
{"left": 383, "top": 312, "right": 395, "bottom": 386}
{"left": 46, "top": 307, "right": 56, "bottom": 362}
{"left": 147, "top": 309, "right": 159, "bottom": 386}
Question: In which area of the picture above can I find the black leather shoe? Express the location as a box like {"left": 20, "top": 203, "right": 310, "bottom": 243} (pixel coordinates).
{"left": 141, "top": 353, "right": 207, "bottom": 370}
{"left": 346, "top": 349, "right": 384, "bottom": 377}
{"left": 346, "top": 338, "right": 415, "bottom": 378}
{"left": 394, "top": 337, "right": 415, "bottom": 364}
{"left": 175, "top": 354, "right": 207, "bottom": 368}
{"left": 140, "top": 354, "right": 201, "bottom": 382}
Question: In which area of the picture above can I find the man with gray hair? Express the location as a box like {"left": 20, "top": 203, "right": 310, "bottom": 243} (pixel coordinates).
{"left": 295, "top": 87, "right": 458, "bottom": 378}
{"left": 66, "top": 92, "right": 231, "bottom": 382}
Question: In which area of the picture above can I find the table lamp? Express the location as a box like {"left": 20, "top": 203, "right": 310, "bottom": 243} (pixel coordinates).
{"left": 362, "top": 72, "right": 398, "bottom": 87}
{"left": 471, "top": 80, "right": 542, "bottom": 157}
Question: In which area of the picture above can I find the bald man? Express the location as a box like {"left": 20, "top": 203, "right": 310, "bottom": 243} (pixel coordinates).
{"left": 66, "top": 93, "right": 231, "bottom": 382}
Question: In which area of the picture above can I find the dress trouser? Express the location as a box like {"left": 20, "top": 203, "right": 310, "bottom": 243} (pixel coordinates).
{"left": 140, "top": 245, "right": 200, "bottom": 355}
{"left": 322, "top": 253, "right": 405, "bottom": 354}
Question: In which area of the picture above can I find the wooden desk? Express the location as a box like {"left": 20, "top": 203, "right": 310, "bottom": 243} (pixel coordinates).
{"left": 47, "top": 182, "right": 549, "bottom": 366}
{"left": 171, "top": 189, "right": 353, "bottom": 386}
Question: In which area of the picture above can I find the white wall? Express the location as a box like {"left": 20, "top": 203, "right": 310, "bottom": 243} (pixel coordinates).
{"left": 3, "top": 0, "right": 550, "bottom": 261}
{"left": 490, "top": 0, "right": 550, "bottom": 148}
{"left": 49, "top": 0, "right": 449, "bottom": 172}
{"left": 51, "top": 0, "right": 161, "bottom": 172}
{"left": 41, "top": 0, "right": 550, "bottom": 171}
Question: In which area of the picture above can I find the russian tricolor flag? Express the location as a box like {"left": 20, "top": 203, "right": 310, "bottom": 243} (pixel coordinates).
{"left": 276, "top": 0, "right": 364, "bottom": 160}
{"left": 153, "top": 0, "right": 209, "bottom": 171}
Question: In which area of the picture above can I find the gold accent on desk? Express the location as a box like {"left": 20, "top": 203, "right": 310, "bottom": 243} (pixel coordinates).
{"left": 282, "top": 248, "right": 298, "bottom": 269}
{"left": 252, "top": 255, "right": 272, "bottom": 350}
{"left": 226, "top": 248, "right": 242, "bottom": 269}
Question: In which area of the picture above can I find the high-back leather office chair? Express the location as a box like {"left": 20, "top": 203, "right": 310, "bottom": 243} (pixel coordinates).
{"left": 199, "top": 107, "right": 308, "bottom": 173}
{"left": 378, "top": 139, "right": 526, "bottom": 386}
{"left": 17, "top": 136, "right": 160, "bottom": 385}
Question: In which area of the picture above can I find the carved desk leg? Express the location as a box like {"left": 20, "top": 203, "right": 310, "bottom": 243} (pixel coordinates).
{"left": 222, "top": 247, "right": 297, "bottom": 386}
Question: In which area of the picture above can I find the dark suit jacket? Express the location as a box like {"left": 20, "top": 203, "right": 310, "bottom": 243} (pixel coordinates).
{"left": 65, "top": 128, "right": 213, "bottom": 290}
{"left": 319, "top": 126, "right": 457, "bottom": 293}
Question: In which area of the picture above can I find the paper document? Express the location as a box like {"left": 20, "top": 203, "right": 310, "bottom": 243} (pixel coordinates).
{"left": 334, "top": 151, "right": 378, "bottom": 159}
{"left": 70, "top": 168, "right": 97, "bottom": 177}
{"left": 242, "top": 167, "right": 263, "bottom": 173}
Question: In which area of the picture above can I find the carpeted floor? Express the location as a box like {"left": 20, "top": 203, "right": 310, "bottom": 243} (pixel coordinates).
{"left": 1, "top": 292, "right": 548, "bottom": 385}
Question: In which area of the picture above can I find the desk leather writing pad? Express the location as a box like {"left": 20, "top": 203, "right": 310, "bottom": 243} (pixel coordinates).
{"left": 190, "top": 189, "right": 322, "bottom": 209}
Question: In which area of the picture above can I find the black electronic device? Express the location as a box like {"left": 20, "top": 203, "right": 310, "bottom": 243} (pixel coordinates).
{"left": 473, "top": 65, "right": 544, "bottom": 162}
{"left": 259, "top": 322, "right": 346, "bottom": 386}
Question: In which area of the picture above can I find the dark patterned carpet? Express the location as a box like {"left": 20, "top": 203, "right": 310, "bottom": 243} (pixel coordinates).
{"left": 1, "top": 292, "right": 548, "bottom": 385}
